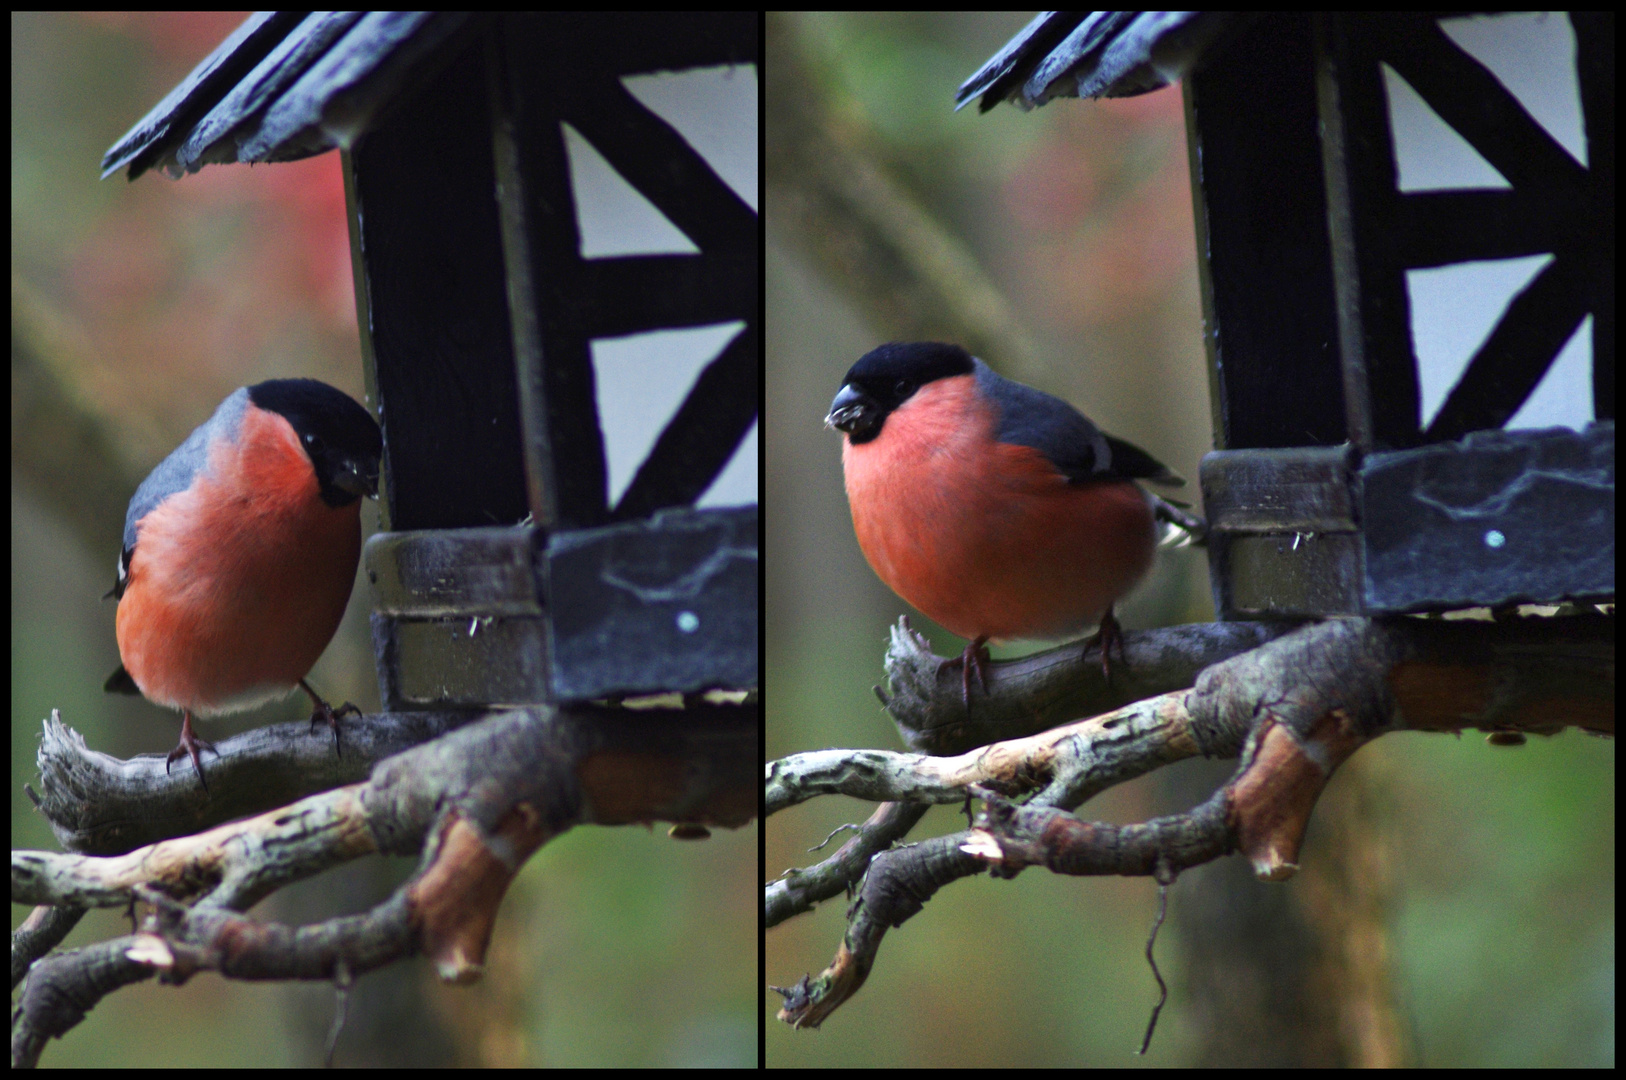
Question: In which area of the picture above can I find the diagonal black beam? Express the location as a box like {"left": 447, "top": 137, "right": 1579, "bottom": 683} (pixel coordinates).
{"left": 612, "top": 326, "right": 758, "bottom": 520}
{"left": 563, "top": 73, "right": 757, "bottom": 253}
{"left": 1425, "top": 256, "right": 1590, "bottom": 441}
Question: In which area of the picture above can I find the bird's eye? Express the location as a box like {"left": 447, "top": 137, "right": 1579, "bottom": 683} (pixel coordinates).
{"left": 894, "top": 379, "right": 914, "bottom": 398}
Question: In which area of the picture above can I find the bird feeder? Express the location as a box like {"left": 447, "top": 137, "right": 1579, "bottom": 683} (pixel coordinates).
{"left": 959, "top": 11, "right": 1614, "bottom": 620}
{"left": 102, "top": 11, "right": 761, "bottom": 712}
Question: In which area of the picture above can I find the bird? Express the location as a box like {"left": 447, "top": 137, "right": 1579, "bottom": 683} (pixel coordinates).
{"left": 103, "top": 378, "right": 383, "bottom": 788}
{"left": 825, "top": 342, "right": 1185, "bottom": 703}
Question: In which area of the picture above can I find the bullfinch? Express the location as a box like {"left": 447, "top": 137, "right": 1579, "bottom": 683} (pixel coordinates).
{"left": 826, "top": 342, "right": 1183, "bottom": 701}
{"left": 103, "top": 378, "right": 383, "bottom": 788}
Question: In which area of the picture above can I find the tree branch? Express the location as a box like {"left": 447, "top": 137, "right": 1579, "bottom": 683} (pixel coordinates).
{"left": 13, "top": 703, "right": 757, "bottom": 1066}
{"left": 768, "top": 611, "right": 1612, "bottom": 1029}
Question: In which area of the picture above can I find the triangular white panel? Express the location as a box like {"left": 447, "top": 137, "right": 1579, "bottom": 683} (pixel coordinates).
{"left": 1440, "top": 12, "right": 1587, "bottom": 168}
{"left": 1383, "top": 64, "right": 1509, "bottom": 192}
{"left": 1508, "top": 316, "right": 1593, "bottom": 431}
{"left": 1407, "top": 254, "right": 1594, "bottom": 432}
{"left": 623, "top": 64, "right": 758, "bottom": 213}
{"left": 591, "top": 321, "right": 747, "bottom": 507}
{"left": 562, "top": 122, "right": 699, "bottom": 257}
{"left": 698, "top": 416, "right": 758, "bottom": 508}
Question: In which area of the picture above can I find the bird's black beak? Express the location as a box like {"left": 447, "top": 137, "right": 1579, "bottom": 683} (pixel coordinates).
{"left": 330, "top": 455, "right": 380, "bottom": 500}
{"left": 826, "top": 382, "right": 882, "bottom": 442}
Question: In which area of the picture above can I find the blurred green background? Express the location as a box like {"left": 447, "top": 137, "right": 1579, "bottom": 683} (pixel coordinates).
{"left": 12, "top": 11, "right": 755, "bottom": 1067}
{"left": 765, "top": 11, "right": 1613, "bottom": 1067}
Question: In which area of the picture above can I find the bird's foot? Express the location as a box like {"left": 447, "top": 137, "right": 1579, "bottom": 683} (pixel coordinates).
{"left": 165, "top": 710, "right": 217, "bottom": 791}
{"left": 1086, "top": 604, "right": 1128, "bottom": 686}
{"left": 937, "top": 636, "right": 992, "bottom": 711}
{"left": 300, "top": 679, "right": 360, "bottom": 758}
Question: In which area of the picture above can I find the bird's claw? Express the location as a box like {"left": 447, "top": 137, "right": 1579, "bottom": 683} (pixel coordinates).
{"left": 1088, "top": 605, "right": 1128, "bottom": 686}
{"left": 937, "top": 636, "right": 992, "bottom": 711}
{"left": 300, "top": 679, "right": 359, "bottom": 758}
{"left": 165, "top": 711, "right": 217, "bottom": 791}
